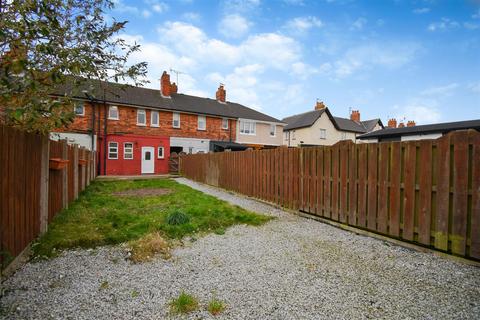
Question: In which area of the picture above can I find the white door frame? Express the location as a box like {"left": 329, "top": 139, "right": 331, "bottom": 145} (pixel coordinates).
{"left": 141, "top": 146, "right": 155, "bottom": 174}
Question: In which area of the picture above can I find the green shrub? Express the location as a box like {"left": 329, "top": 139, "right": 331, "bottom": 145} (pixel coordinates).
{"left": 208, "top": 298, "right": 226, "bottom": 316}
{"left": 166, "top": 209, "right": 190, "bottom": 225}
{"left": 169, "top": 292, "right": 199, "bottom": 314}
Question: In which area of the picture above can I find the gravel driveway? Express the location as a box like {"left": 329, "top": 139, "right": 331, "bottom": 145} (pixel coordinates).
{"left": 1, "top": 178, "right": 479, "bottom": 319}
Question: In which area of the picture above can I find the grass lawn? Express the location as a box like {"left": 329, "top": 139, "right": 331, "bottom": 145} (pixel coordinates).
{"left": 33, "top": 179, "right": 272, "bottom": 258}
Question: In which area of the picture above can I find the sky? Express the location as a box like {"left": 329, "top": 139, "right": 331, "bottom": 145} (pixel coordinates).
{"left": 107, "top": 0, "right": 480, "bottom": 124}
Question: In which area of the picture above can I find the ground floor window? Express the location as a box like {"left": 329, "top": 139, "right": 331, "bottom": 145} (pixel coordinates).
{"left": 158, "top": 147, "right": 164, "bottom": 159}
{"left": 108, "top": 142, "right": 118, "bottom": 159}
{"left": 124, "top": 142, "right": 133, "bottom": 159}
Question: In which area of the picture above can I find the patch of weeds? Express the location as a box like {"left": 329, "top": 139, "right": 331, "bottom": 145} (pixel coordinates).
{"left": 99, "top": 280, "right": 109, "bottom": 290}
{"left": 208, "top": 298, "right": 226, "bottom": 316}
{"left": 131, "top": 290, "right": 139, "bottom": 298}
{"left": 128, "top": 232, "right": 171, "bottom": 263}
{"left": 214, "top": 228, "right": 225, "bottom": 235}
{"left": 169, "top": 292, "right": 199, "bottom": 314}
{"left": 166, "top": 209, "right": 190, "bottom": 225}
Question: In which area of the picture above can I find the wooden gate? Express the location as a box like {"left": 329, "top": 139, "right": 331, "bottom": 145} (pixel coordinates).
{"left": 169, "top": 152, "right": 180, "bottom": 173}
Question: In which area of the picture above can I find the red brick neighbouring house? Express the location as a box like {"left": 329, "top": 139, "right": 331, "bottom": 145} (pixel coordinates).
{"left": 52, "top": 71, "right": 284, "bottom": 175}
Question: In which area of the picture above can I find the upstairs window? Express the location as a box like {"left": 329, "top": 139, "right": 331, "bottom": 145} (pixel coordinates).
{"left": 124, "top": 143, "right": 133, "bottom": 159}
{"left": 270, "top": 124, "right": 276, "bottom": 137}
{"left": 108, "top": 106, "right": 119, "bottom": 120}
{"left": 198, "top": 115, "right": 206, "bottom": 130}
{"left": 173, "top": 112, "right": 180, "bottom": 128}
{"left": 222, "top": 118, "right": 229, "bottom": 130}
{"left": 108, "top": 142, "right": 118, "bottom": 159}
{"left": 151, "top": 111, "right": 159, "bottom": 127}
{"left": 137, "top": 109, "right": 146, "bottom": 126}
{"left": 74, "top": 102, "right": 84, "bottom": 116}
{"left": 320, "top": 129, "right": 327, "bottom": 140}
{"left": 239, "top": 120, "right": 256, "bottom": 135}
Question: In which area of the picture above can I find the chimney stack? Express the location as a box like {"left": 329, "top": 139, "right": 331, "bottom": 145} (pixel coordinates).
{"left": 398, "top": 122, "right": 405, "bottom": 128}
{"left": 216, "top": 84, "right": 226, "bottom": 103}
{"left": 171, "top": 82, "right": 178, "bottom": 94}
{"left": 315, "top": 100, "right": 326, "bottom": 110}
{"left": 387, "top": 118, "right": 397, "bottom": 128}
{"left": 161, "top": 71, "right": 172, "bottom": 97}
{"left": 350, "top": 110, "right": 360, "bottom": 122}
{"left": 407, "top": 120, "right": 416, "bottom": 127}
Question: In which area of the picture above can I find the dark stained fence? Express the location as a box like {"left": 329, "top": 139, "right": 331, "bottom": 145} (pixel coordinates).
{"left": 180, "top": 130, "right": 480, "bottom": 261}
{"left": 1, "top": 125, "right": 97, "bottom": 270}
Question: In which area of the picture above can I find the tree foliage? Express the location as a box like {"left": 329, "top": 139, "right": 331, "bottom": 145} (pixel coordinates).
{"left": 0, "top": 0, "right": 148, "bottom": 133}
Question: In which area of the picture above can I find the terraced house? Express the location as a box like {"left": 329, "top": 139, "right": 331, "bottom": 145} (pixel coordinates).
{"left": 282, "top": 101, "right": 383, "bottom": 147}
{"left": 52, "top": 71, "right": 285, "bottom": 175}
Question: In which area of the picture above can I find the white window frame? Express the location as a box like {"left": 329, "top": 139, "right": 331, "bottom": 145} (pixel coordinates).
{"left": 108, "top": 142, "right": 118, "bottom": 159}
{"left": 158, "top": 147, "right": 164, "bottom": 159}
{"left": 320, "top": 129, "right": 327, "bottom": 140}
{"left": 123, "top": 142, "right": 133, "bottom": 160}
{"left": 137, "top": 109, "right": 146, "bottom": 126}
{"left": 108, "top": 106, "right": 119, "bottom": 120}
{"left": 151, "top": 110, "right": 159, "bottom": 127}
{"left": 222, "top": 118, "right": 229, "bottom": 130}
{"left": 74, "top": 102, "right": 84, "bottom": 116}
{"left": 198, "top": 115, "right": 206, "bottom": 131}
{"left": 239, "top": 120, "right": 256, "bottom": 135}
{"left": 173, "top": 112, "right": 180, "bottom": 128}
{"left": 269, "top": 124, "right": 276, "bottom": 137}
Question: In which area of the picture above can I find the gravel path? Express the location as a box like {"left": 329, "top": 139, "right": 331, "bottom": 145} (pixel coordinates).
{"left": 1, "top": 178, "right": 479, "bottom": 319}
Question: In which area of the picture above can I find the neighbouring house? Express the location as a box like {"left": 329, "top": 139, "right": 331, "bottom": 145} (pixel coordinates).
{"left": 282, "top": 101, "right": 383, "bottom": 146}
{"left": 51, "top": 71, "right": 284, "bottom": 175}
{"left": 357, "top": 118, "right": 480, "bottom": 142}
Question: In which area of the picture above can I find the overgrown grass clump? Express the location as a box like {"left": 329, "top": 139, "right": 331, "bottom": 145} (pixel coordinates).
{"left": 33, "top": 179, "right": 272, "bottom": 258}
{"left": 169, "top": 292, "right": 199, "bottom": 314}
{"left": 208, "top": 298, "right": 226, "bottom": 316}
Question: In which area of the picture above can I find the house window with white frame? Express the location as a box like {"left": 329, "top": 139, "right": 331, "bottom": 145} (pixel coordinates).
{"left": 74, "top": 102, "right": 84, "bottom": 116}
{"left": 239, "top": 120, "right": 256, "bottom": 135}
{"left": 173, "top": 112, "right": 180, "bottom": 128}
{"left": 124, "top": 142, "right": 133, "bottom": 159}
{"left": 198, "top": 115, "right": 206, "bottom": 130}
{"left": 151, "top": 111, "right": 159, "bottom": 127}
{"left": 108, "top": 106, "right": 119, "bottom": 120}
{"left": 222, "top": 118, "right": 229, "bottom": 130}
{"left": 137, "top": 109, "right": 146, "bottom": 126}
{"left": 269, "top": 124, "right": 276, "bottom": 137}
{"left": 108, "top": 142, "right": 118, "bottom": 159}
{"left": 320, "top": 129, "right": 327, "bottom": 139}
{"left": 158, "top": 147, "right": 164, "bottom": 159}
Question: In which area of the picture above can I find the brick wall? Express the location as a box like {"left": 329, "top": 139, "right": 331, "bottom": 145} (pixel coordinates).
{"left": 55, "top": 103, "right": 237, "bottom": 142}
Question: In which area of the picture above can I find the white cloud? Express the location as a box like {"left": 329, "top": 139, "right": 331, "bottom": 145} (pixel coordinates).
{"left": 145, "top": 0, "right": 168, "bottom": 13}
{"left": 468, "top": 82, "right": 480, "bottom": 93}
{"left": 283, "top": 0, "right": 305, "bottom": 5}
{"left": 351, "top": 18, "right": 367, "bottom": 30}
{"left": 333, "top": 42, "right": 420, "bottom": 78}
{"left": 223, "top": 0, "right": 261, "bottom": 13}
{"left": 473, "top": 9, "right": 480, "bottom": 19}
{"left": 394, "top": 104, "right": 441, "bottom": 124}
{"left": 427, "top": 18, "right": 460, "bottom": 31}
{"left": 182, "top": 12, "right": 201, "bottom": 22}
{"left": 464, "top": 22, "right": 480, "bottom": 30}
{"left": 219, "top": 14, "right": 251, "bottom": 38}
{"left": 420, "top": 83, "right": 459, "bottom": 97}
{"left": 112, "top": 0, "right": 140, "bottom": 15}
{"left": 285, "top": 16, "right": 323, "bottom": 33}
{"left": 413, "top": 8, "right": 430, "bottom": 14}
{"left": 142, "top": 10, "right": 151, "bottom": 18}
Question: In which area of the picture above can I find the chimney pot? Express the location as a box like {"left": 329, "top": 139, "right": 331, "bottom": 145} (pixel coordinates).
{"left": 216, "top": 84, "right": 226, "bottom": 103}
{"left": 407, "top": 120, "right": 416, "bottom": 127}
{"left": 398, "top": 122, "right": 405, "bottom": 128}
{"left": 387, "top": 118, "right": 397, "bottom": 128}
{"left": 315, "top": 101, "right": 326, "bottom": 110}
{"left": 161, "top": 71, "right": 172, "bottom": 97}
{"left": 171, "top": 82, "right": 178, "bottom": 94}
{"left": 350, "top": 109, "right": 361, "bottom": 122}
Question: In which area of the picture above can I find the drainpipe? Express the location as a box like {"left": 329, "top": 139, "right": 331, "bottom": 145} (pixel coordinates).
{"left": 103, "top": 101, "right": 107, "bottom": 175}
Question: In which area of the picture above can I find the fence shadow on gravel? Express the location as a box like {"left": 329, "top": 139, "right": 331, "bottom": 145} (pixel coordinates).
{"left": 180, "top": 130, "right": 480, "bottom": 261}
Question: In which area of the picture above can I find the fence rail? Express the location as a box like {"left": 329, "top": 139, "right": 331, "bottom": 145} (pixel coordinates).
{"left": 180, "top": 130, "right": 480, "bottom": 260}
{"left": 1, "top": 125, "right": 96, "bottom": 270}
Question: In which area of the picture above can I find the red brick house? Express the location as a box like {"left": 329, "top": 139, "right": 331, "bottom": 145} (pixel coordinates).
{"left": 52, "top": 71, "right": 284, "bottom": 175}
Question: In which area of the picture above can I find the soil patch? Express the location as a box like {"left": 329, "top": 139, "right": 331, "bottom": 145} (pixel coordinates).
{"left": 113, "top": 188, "right": 172, "bottom": 197}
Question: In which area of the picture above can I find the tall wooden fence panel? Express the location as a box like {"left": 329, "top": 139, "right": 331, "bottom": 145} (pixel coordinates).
{"left": 1, "top": 125, "right": 97, "bottom": 270}
{"left": 180, "top": 130, "right": 480, "bottom": 261}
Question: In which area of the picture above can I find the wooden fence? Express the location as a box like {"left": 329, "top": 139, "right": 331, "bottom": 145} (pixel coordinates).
{"left": 0, "top": 125, "right": 96, "bottom": 270}
{"left": 180, "top": 130, "right": 480, "bottom": 261}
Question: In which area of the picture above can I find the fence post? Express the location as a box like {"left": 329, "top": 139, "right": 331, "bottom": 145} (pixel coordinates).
{"left": 61, "top": 139, "right": 68, "bottom": 209}
{"left": 39, "top": 136, "right": 50, "bottom": 234}
{"left": 86, "top": 150, "right": 91, "bottom": 186}
{"left": 73, "top": 144, "right": 79, "bottom": 199}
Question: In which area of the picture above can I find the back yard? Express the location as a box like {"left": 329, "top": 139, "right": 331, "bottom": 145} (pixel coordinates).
{"left": 1, "top": 178, "right": 479, "bottom": 319}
